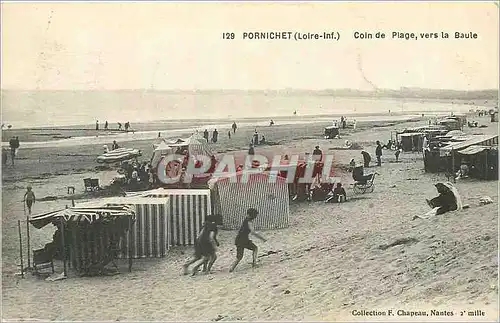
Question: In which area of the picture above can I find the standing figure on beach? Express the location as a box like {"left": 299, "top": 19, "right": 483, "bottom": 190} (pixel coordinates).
{"left": 229, "top": 208, "right": 267, "bottom": 273}
{"left": 353, "top": 119, "right": 357, "bottom": 130}
{"left": 203, "top": 129, "right": 209, "bottom": 142}
{"left": 253, "top": 130, "right": 259, "bottom": 145}
{"left": 375, "top": 141, "right": 383, "bottom": 166}
{"left": 23, "top": 186, "right": 36, "bottom": 215}
{"left": 361, "top": 150, "right": 371, "bottom": 168}
{"left": 118, "top": 122, "right": 122, "bottom": 130}
{"left": 96, "top": 120, "right": 99, "bottom": 131}
{"left": 104, "top": 121, "right": 108, "bottom": 130}
{"left": 183, "top": 218, "right": 219, "bottom": 276}
{"left": 8, "top": 136, "right": 19, "bottom": 166}
{"left": 232, "top": 122, "right": 237, "bottom": 134}
{"left": 2, "top": 149, "right": 8, "bottom": 166}
{"left": 228, "top": 130, "right": 231, "bottom": 139}
{"left": 212, "top": 129, "right": 219, "bottom": 143}
{"left": 124, "top": 122, "right": 130, "bottom": 131}
{"left": 269, "top": 119, "right": 274, "bottom": 126}
{"left": 248, "top": 143, "right": 255, "bottom": 156}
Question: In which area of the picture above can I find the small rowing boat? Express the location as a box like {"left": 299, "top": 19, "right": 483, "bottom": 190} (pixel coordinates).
{"left": 97, "top": 148, "right": 141, "bottom": 163}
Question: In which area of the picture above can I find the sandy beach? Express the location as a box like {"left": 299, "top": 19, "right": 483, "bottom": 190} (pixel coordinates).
{"left": 1, "top": 110, "right": 498, "bottom": 321}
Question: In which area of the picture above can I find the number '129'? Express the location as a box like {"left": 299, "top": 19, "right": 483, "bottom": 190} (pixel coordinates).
{"left": 223, "top": 32, "right": 235, "bottom": 39}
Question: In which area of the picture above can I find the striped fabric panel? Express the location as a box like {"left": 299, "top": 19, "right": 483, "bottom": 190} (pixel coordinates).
{"left": 216, "top": 174, "right": 290, "bottom": 231}
{"left": 167, "top": 193, "right": 209, "bottom": 246}
{"left": 118, "top": 203, "right": 169, "bottom": 259}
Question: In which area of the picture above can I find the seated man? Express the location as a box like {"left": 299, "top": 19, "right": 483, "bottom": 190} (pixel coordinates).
{"left": 352, "top": 165, "right": 374, "bottom": 184}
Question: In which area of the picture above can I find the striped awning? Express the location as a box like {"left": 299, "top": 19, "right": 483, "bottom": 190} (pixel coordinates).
{"left": 441, "top": 135, "right": 498, "bottom": 153}
{"left": 30, "top": 205, "right": 135, "bottom": 229}
{"left": 457, "top": 145, "right": 494, "bottom": 155}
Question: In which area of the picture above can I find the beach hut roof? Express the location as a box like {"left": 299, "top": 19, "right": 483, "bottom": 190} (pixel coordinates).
{"left": 30, "top": 205, "right": 135, "bottom": 229}
{"left": 441, "top": 135, "right": 498, "bottom": 152}
{"left": 457, "top": 145, "right": 496, "bottom": 155}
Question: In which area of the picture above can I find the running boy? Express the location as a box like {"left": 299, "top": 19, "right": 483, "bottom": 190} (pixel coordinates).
{"left": 229, "top": 208, "right": 267, "bottom": 272}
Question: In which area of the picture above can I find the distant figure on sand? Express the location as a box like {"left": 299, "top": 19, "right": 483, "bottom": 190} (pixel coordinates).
{"left": 353, "top": 119, "right": 357, "bottom": 130}
{"left": 125, "top": 122, "right": 130, "bottom": 131}
{"left": 183, "top": 218, "right": 219, "bottom": 276}
{"left": 269, "top": 119, "right": 274, "bottom": 126}
{"left": 24, "top": 186, "right": 36, "bottom": 215}
{"left": 96, "top": 120, "right": 99, "bottom": 131}
{"left": 312, "top": 145, "right": 323, "bottom": 162}
{"left": 229, "top": 208, "right": 267, "bottom": 272}
{"left": 375, "top": 141, "right": 383, "bottom": 166}
{"left": 118, "top": 122, "right": 122, "bottom": 130}
{"left": 248, "top": 143, "right": 255, "bottom": 155}
{"left": 104, "top": 121, "right": 108, "bottom": 130}
{"left": 228, "top": 130, "right": 231, "bottom": 139}
{"left": 203, "top": 129, "right": 209, "bottom": 142}
{"left": 232, "top": 122, "right": 237, "bottom": 134}
{"left": 361, "top": 151, "right": 371, "bottom": 167}
{"left": 260, "top": 135, "right": 266, "bottom": 145}
{"left": 212, "top": 129, "right": 219, "bottom": 143}
{"left": 293, "top": 110, "right": 297, "bottom": 116}
{"left": 253, "top": 130, "right": 259, "bottom": 145}
{"left": 8, "top": 136, "right": 19, "bottom": 166}
{"left": 2, "top": 149, "right": 8, "bottom": 166}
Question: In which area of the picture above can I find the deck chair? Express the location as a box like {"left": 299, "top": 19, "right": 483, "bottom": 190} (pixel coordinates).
{"left": 84, "top": 178, "right": 93, "bottom": 192}
{"left": 352, "top": 166, "right": 376, "bottom": 194}
{"left": 32, "top": 247, "right": 55, "bottom": 275}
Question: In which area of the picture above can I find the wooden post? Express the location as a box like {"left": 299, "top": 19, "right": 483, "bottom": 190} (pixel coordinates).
{"left": 26, "top": 215, "right": 31, "bottom": 270}
{"left": 127, "top": 217, "right": 133, "bottom": 272}
{"left": 60, "top": 217, "right": 67, "bottom": 277}
{"left": 451, "top": 149, "right": 456, "bottom": 183}
{"left": 18, "top": 220, "right": 24, "bottom": 278}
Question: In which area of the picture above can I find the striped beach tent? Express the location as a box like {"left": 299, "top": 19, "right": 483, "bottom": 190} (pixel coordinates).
{"left": 29, "top": 205, "right": 136, "bottom": 229}
{"left": 126, "top": 189, "right": 211, "bottom": 246}
{"left": 210, "top": 172, "right": 290, "bottom": 230}
{"left": 77, "top": 197, "right": 170, "bottom": 258}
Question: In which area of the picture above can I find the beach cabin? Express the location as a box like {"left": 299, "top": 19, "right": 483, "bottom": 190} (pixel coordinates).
{"left": 398, "top": 133, "right": 424, "bottom": 152}
{"left": 126, "top": 188, "right": 212, "bottom": 246}
{"left": 439, "top": 134, "right": 499, "bottom": 176}
{"left": 457, "top": 146, "right": 498, "bottom": 180}
{"left": 29, "top": 204, "right": 137, "bottom": 276}
{"left": 76, "top": 197, "right": 171, "bottom": 259}
{"left": 209, "top": 172, "right": 290, "bottom": 230}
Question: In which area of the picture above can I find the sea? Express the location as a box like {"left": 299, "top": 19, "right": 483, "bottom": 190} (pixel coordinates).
{"left": 1, "top": 90, "right": 472, "bottom": 148}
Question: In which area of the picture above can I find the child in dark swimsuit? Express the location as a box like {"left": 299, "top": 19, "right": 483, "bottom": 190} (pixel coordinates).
{"left": 182, "top": 219, "right": 219, "bottom": 275}
{"left": 24, "top": 186, "right": 36, "bottom": 215}
{"left": 229, "top": 208, "right": 267, "bottom": 273}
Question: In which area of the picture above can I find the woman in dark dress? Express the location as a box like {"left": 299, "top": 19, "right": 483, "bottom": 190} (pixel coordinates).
{"left": 426, "top": 183, "right": 458, "bottom": 215}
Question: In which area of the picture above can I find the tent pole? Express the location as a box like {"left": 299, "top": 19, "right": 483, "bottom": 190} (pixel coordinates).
{"left": 128, "top": 215, "right": 133, "bottom": 272}
{"left": 18, "top": 220, "right": 24, "bottom": 278}
{"left": 60, "top": 217, "right": 67, "bottom": 277}
{"left": 451, "top": 149, "right": 455, "bottom": 183}
{"left": 23, "top": 203, "right": 31, "bottom": 270}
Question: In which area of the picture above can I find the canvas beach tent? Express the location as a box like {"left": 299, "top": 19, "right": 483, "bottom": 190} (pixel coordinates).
{"left": 209, "top": 172, "right": 290, "bottom": 230}
{"left": 125, "top": 188, "right": 212, "bottom": 246}
{"left": 29, "top": 205, "right": 136, "bottom": 275}
{"left": 76, "top": 197, "right": 171, "bottom": 259}
{"left": 151, "top": 141, "right": 174, "bottom": 169}
{"left": 168, "top": 135, "right": 215, "bottom": 157}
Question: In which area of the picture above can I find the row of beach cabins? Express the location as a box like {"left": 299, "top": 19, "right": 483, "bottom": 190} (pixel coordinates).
{"left": 394, "top": 114, "right": 498, "bottom": 180}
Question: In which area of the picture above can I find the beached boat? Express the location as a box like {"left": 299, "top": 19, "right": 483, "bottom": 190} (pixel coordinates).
{"left": 96, "top": 148, "right": 141, "bottom": 163}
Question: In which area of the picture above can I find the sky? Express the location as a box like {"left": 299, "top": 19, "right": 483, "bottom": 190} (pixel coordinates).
{"left": 1, "top": 2, "right": 498, "bottom": 91}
